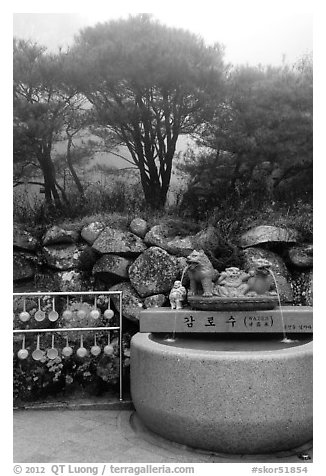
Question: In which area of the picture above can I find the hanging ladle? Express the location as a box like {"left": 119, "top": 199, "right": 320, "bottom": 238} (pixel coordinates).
{"left": 90, "top": 334, "right": 101, "bottom": 356}
{"left": 90, "top": 295, "right": 100, "bottom": 320}
{"left": 62, "top": 296, "right": 73, "bottom": 320}
{"left": 77, "top": 296, "right": 87, "bottom": 319}
{"left": 32, "top": 334, "right": 45, "bottom": 361}
{"left": 48, "top": 297, "right": 59, "bottom": 322}
{"left": 17, "top": 335, "right": 29, "bottom": 360}
{"left": 76, "top": 334, "right": 88, "bottom": 358}
{"left": 47, "top": 334, "right": 59, "bottom": 360}
{"left": 103, "top": 332, "right": 114, "bottom": 356}
{"left": 34, "top": 296, "right": 46, "bottom": 322}
{"left": 62, "top": 335, "right": 73, "bottom": 358}
{"left": 104, "top": 298, "right": 114, "bottom": 320}
{"left": 19, "top": 298, "right": 30, "bottom": 322}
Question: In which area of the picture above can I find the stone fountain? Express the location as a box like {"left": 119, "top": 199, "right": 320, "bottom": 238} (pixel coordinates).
{"left": 130, "top": 250, "right": 313, "bottom": 455}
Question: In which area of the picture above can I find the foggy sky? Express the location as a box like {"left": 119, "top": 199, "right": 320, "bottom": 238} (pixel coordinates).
{"left": 13, "top": 9, "right": 313, "bottom": 67}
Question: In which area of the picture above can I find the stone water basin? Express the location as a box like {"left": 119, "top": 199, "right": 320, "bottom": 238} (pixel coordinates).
{"left": 130, "top": 333, "right": 312, "bottom": 454}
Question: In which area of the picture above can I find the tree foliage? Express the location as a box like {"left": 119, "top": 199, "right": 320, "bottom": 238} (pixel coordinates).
{"left": 68, "top": 14, "right": 226, "bottom": 208}
{"left": 13, "top": 21, "right": 313, "bottom": 219}
{"left": 13, "top": 39, "right": 89, "bottom": 208}
{"left": 178, "top": 58, "right": 313, "bottom": 215}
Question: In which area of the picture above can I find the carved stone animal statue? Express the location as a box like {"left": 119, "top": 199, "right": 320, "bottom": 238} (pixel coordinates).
{"left": 213, "top": 267, "right": 253, "bottom": 297}
{"left": 186, "top": 250, "right": 218, "bottom": 297}
{"left": 169, "top": 280, "right": 187, "bottom": 310}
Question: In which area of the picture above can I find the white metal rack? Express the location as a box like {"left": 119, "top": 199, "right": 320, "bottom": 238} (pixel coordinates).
{"left": 13, "top": 291, "right": 124, "bottom": 401}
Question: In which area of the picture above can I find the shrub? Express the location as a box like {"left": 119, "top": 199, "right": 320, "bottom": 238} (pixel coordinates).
{"left": 206, "top": 200, "right": 313, "bottom": 244}
{"left": 13, "top": 178, "right": 146, "bottom": 228}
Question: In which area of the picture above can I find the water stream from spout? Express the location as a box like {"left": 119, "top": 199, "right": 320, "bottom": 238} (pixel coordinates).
{"left": 267, "top": 268, "right": 297, "bottom": 343}
{"left": 165, "top": 266, "right": 189, "bottom": 343}
{"left": 165, "top": 265, "right": 189, "bottom": 342}
{"left": 164, "top": 312, "right": 178, "bottom": 342}
{"left": 180, "top": 265, "right": 189, "bottom": 287}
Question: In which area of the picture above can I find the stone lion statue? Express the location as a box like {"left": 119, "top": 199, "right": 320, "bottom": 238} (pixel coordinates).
{"left": 186, "top": 250, "right": 218, "bottom": 297}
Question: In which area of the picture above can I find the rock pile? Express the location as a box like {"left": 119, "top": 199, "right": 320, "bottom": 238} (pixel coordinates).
{"left": 13, "top": 220, "right": 313, "bottom": 322}
{"left": 239, "top": 225, "right": 312, "bottom": 306}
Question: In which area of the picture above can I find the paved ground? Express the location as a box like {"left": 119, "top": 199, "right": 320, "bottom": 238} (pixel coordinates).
{"left": 13, "top": 408, "right": 313, "bottom": 464}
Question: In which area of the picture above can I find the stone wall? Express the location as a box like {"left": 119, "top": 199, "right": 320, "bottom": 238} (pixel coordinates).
{"left": 13, "top": 220, "right": 313, "bottom": 323}
{"left": 13, "top": 219, "right": 312, "bottom": 402}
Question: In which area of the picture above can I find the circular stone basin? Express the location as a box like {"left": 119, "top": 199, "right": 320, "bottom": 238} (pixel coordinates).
{"left": 131, "top": 333, "right": 312, "bottom": 454}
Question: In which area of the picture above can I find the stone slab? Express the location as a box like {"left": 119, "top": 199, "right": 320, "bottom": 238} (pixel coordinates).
{"left": 14, "top": 409, "right": 311, "bottom": 463}
{"left": 139, "top": 306, "right": 313, "bottom": 334}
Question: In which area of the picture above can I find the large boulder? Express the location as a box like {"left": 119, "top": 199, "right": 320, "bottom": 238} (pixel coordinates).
{"left": 92, "top": 227, "right": 147, "bottom": 256}
{"left": 291, "top": 270, "right": 313, "bottom": 306}
{"left": 77, "top": 246, "right": 99, "bottom": 273}
{"left": 81, "top": 221, "right": 106, "bottom": 245}
{"left": 13, "top": 225, "right": 38, "bottom": 251}
{"left": 42, "top": 226, "right": 79, "bottom": 246}
{"left": 193, "top": 226, "right": 240, "bottom": 270}
{"left": 302, "top": 270, "right": 313, "bottom": 306}
{"left": 242, "top": 247, "right": 290, "bottom": 277}
{"left": 144, "top": 294, "right": 167, "bottom": 308}
{"left": 92, "top": 254, "right": 133, "bottom": 279}
{"left": 287, "top": 244, "right": 313, "bottom": 268}
{"left": 144, "top": 224, "right": 193, "bottom": 256}
{"left": 129, "top": 218, "right": 148, "bottom": 238}
{"left": 192, "top": 226, "right": 221, "bottom": 254}
{"left": 42, "top": 244, "right": 83, "bottom": 271}
{"left": 175, "top": 256, "right": 190, "bottom": 286}
{"left": 175, "top": 256, "right": 188, "bottom": 275}
{"left": 109, "top": 282, "right": 144, "bottom": 322}
{"left": 129, "top": 247, "right": 179, "bottom": 297}
{"left": 161, "top": 235, "right": 195, "bottom": 257}
{"left": 239, "top": 225, "right": 300, "bottom": 248}
{"left": 13, "top": 252, "right": 38, "bottom": 281}
{"left": 144, "top": 225, "right": 221, "bottom": 257}
{"left": 242, "top": 247, "right": 293, "bottom": 303}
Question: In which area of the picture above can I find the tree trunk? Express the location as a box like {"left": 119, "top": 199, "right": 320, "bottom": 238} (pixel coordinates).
{"left": 38, "top": 152, "right": 62, "bottom": 209}
{"left": 142, "top": 183, "right": 167, "bottom": 210}
{"left": 66, "top": 136, "right": 85, "bottom": 199}
{"left": 140, "top": 135, "right": 176, "bottom": 210}
{"left": 139, "top": 159, "right": 170, "bottom": 210}
{"left": 55, "top": 180, "right": 70, "bottom": 206}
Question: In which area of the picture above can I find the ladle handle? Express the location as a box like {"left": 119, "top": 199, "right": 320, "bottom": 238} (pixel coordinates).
{"left": 52, "top": 334, "right": 55, "bottom": 348}
{"left": 22, "top": 335, "right": 26, "bottom": 350}
{"left": 23, "top": 299, "right": 26, "bottom": 312}
{"left": 36, "top": 334, "right": 40, "bottom": 350}
{"left": 52, "top": 297, "right": 56, "bottom": 311}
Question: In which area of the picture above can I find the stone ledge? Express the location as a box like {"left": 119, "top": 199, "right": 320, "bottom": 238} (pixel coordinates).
{"left": 139, "top": 306, "right": 313, "bottom": 334}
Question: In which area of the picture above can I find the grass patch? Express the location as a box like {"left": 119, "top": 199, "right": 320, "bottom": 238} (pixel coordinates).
{"left": 207, "top": 199, "right": 313, "bottom": 244}
{"left": 14, "top": 179, "right": 312, "bottom": 245}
